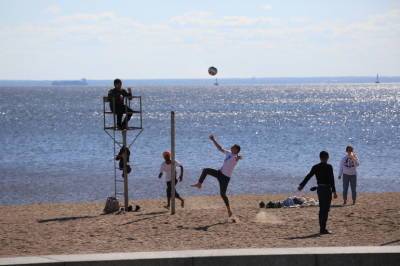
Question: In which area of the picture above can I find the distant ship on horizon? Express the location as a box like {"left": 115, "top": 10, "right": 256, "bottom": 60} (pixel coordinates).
{"left": 375, "top": 74, "right": 380, "bottom": 83}
{"left": 52, "top": 78, "right": 88, "bottom": 86}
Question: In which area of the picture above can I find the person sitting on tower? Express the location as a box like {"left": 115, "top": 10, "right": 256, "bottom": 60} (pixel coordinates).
{"left": 108, "top": 78, "right": 133, "bottom": 130}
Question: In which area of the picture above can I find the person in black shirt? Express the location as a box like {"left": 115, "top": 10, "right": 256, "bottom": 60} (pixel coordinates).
{"left": 115, "top": 146, "right": 131, "bottom": 177}
{"left": 298, "top": 151, "right": 338, "bottom": 234}
{"left": 108, "top": 79, "right": 133, "bottom": 130}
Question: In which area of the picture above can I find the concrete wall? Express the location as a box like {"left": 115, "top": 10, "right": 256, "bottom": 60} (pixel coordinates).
{"left": 1, "top": 246, "right": 399, "bottom": 266}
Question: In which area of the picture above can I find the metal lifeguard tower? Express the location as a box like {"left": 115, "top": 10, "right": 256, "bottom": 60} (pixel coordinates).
{"left": 103, "top": 94, "right": 143, "bottom": 210}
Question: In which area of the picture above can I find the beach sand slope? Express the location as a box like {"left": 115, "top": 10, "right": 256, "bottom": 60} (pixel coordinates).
{"left": 0, "top": 193, "right": 399, "bottom": 257}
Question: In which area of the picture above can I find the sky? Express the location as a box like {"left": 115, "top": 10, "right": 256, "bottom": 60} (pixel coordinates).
{"left": 0, "top": 0, "right": 399, "bottom": 79}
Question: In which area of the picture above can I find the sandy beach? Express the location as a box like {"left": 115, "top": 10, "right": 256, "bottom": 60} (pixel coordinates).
{"left": 0, "top": 192, "right": 399, "bottom": 257}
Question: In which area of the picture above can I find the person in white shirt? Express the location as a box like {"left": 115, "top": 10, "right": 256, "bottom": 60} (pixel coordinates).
{"left": 191, "top": 135, "right": 242, "bottom": 217}
{"left": 338, "top": 146, "right": 360, "bottom": 205}
{"left": 158, "top": 151, "right": 185, "bottom": 209}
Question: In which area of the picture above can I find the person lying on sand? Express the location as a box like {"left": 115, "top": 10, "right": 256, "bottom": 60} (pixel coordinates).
{"left": 158, "top": 151, "right": 184, "bottom": 209}
{"left": 298, "top": 151, "right": 338, "bottom": 235}
{"left": 191, "top": 135, "right": 242, "bottom": 217}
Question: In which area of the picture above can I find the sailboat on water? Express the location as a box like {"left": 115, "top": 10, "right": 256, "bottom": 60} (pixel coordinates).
{"left": 375, "top": 74, "right": 380, "bottom": 83}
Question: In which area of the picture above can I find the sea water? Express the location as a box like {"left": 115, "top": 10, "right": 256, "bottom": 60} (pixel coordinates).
{"left": 0, "top": 84, "right": 399, "bottom": 204}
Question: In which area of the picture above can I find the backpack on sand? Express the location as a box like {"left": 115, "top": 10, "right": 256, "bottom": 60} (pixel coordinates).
{"left": 103, "top": 197, "right": 120, "bottom": 214}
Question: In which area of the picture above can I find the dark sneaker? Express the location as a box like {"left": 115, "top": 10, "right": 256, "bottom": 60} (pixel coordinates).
{"left": 320, "top": 229, "right": 332, "bottom": 235}
{"left": 121, "top": 121, "right": 128, "bottom": 129}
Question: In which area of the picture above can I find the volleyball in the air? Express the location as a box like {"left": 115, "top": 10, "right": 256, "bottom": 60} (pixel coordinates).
{"left": 208, "top": 66, "right": 218, "bottom": 76}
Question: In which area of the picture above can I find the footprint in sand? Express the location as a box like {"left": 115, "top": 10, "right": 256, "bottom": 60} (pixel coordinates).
{"left": 228, "top": 216, "right": 240, "bottom": 223}
{"left": 255, "top": 210, "right": 283, "bottom": 224}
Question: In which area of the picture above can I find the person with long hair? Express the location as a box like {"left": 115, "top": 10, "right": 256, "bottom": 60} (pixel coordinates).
{"left": 338, "top": 146, "right": 360, "bottom": 205}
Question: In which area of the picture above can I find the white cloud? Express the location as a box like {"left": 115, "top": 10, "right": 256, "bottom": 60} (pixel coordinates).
{"left": 260, "top": 4, "right": 272, "bottom": 11}
{"left": 44, "top": 5, "right": 61, "bottom": 15}
{"left": 331, "top": 8, "right": 400, "bottom": 38}
{"left": 54, "top": 12, "right": 117, "bottom": 23}
{"left": 0, "top": 8, "right": 399, "bottom": 78}
{"left": 169, "top": 11, "right": 212, "bottom": 26}
{"left": 170, "top": 12, "right": 275, "bottom": 27}
{"left": 10, "top": 9, "right": 398, "bottom": 50}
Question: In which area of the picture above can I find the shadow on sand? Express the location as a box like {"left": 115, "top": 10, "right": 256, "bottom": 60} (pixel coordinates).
{"left": 37, "top": 215, "right": 99, "bottom": 223}
{"left": 380, "top": 239, "right": 400, "bottom": 246}
{"left": 173, "top": 221, "right": 229, "bottom": 232}
{"left": 193, "top": 222, "right": 228, "bottom": 232}
{"left": 135, "top": 211, "right": 168, "bottom": 216}
{"left": 284, "top": 233, "right": 321, "bottom": 240}
{"left": 120, "top": 212, "right": 167, "bottom": 226}
{"left": 331, "top": 204, "right": 346, "bottom": 208}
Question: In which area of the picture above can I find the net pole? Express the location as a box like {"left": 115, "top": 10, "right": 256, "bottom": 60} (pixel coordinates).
{"left": 122, "top": 129, "right": 129, "bottom": 209}
{"left": 170, "top": 111, "right": 176, "bottom": 215}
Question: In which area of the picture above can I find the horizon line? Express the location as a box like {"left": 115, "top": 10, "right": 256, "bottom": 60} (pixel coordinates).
{"left": 1, "top": 75, "right": 400, "bottom": 81}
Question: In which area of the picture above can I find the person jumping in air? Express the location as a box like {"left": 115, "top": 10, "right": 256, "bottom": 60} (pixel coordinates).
{"left": 191, "top": 135, "right": 242, "bottom": 217}
{"left": 158, "top": 151, "right": 185, "bottom": 209}
{"left": 338, "top": 145, "right": 360, "bottom": 205}
{"left": 107, "top": 78, "right": 133, "bottom": 130}
{"left": 298, "top": 151, "right": 338, "bottom": 235}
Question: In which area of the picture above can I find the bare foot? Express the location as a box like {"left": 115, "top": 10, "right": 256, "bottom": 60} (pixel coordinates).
{"left": 163, "top": 205, "right": 170, "bottom": 209}
{"left": 181, "top": 200, "right": 185, "bottom": 208}
{"left": 228, "top": 209, "right": 233, "bottom": 217}
{"left": 191, "top": 183, "right": 202, "bottom": 189}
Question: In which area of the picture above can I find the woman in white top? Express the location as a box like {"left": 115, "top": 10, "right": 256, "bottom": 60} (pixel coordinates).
{"left": 338, "top": 146, "right": 360, "bottom": 205}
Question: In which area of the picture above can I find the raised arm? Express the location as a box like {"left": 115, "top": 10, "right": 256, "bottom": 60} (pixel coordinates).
{"left": 121, "top": 88, "right": 133, "bottom": 99}
{"left": 209, "top": 135, "right": 226, "bottom": 153}
{"left": 127, "top": 88, "right": 133, "bottom": 99}
{"left": 298, "top": 166, "right": 315, "bottom": 191}
{"left": 178, "top": 165, "right": 184, "bottom": 182}
{"left": 352, "top": 153, "right": 360, "bottom": 167}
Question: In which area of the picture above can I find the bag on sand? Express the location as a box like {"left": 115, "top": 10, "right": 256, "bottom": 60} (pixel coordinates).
{"left": 103, "top": 197, "right": 120, "bottom": 214}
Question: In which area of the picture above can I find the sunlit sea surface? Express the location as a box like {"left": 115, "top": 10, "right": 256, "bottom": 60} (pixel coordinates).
{"left": 0, "top": 83, "right": 399, "bottom": 204}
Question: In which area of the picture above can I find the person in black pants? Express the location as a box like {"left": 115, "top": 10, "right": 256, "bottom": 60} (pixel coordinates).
{"left": 159, "top": 151, "right": 185, "bottom": 209}
{"left": 115, "top": 146, "right": 131, "bottom": 177}
{"left": 108, "top": 78, "right": 133, "bottom": 130}
{"left": 298, "top": 151, "right": 338, "bottom": 234}
{"left": 191, "top": 135, "right": 242, "bottom": 217}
